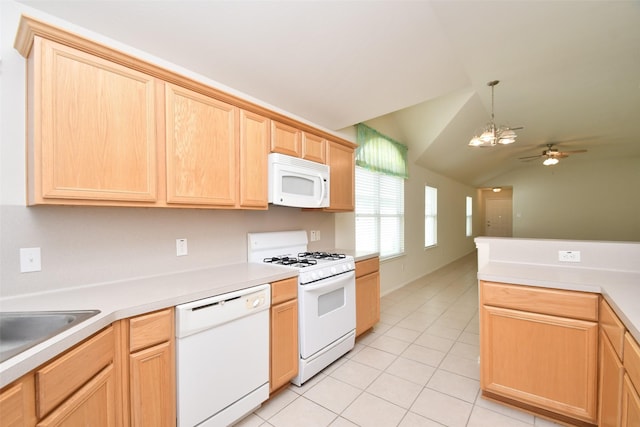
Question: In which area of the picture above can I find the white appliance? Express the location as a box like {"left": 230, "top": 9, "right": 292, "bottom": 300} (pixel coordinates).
{"left": 247, "top": 230, "right": 355, "bottom": 386}
{"left": 175, "top": 284, "right": 270, "bottom": 427}
{"left": 268, "top": 153, "right": 330, "bottom": 208}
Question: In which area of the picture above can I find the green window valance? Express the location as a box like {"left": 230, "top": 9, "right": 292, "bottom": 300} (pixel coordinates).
{"left": 356, "top": 123, "right": 409, "bottom": 179}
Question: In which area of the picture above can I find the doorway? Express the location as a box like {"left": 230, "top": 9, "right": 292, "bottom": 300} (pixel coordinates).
{"left": 479, "top": 188, "right": 513, "bottom": 237}
{"left": 485, "top": 198, "right": 513, "bottom": 236}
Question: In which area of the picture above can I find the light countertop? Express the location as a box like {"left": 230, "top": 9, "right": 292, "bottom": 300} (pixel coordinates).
{"left": 478, "top": 261, "right": 640, "bottom": 344}
{"left": 0, "top": 262, "right": 297, "bottom": 388}
{"left": 336, "top": 249, "right": 379, "bottom": 263}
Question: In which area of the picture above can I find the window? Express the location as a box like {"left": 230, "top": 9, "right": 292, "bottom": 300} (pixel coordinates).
{"left": 356, "top": 167, "right": 404, "bottom": 258}
{"left": 466, "top": 196, "right": 473, "bottom": 237}
{"left": 425, "top": 186, "right": 437, "bottom": 247}
{"left": 355, "top": 124, "right": 408, "bottom": 259}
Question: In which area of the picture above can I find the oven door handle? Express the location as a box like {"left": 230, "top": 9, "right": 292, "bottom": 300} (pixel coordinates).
{"left": 302, "top": 271, "right": 355, "bottom": 292}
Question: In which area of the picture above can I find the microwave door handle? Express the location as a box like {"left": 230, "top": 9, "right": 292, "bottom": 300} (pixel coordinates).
{"left": 318, "top": 174, "right": 327, "bottom": 207}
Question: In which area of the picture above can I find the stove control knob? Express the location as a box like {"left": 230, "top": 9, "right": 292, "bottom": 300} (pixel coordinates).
{"left": 330, "top": 267, "right": 337, "bottom": 275}
{"left": 318, "top": 270, "right": 325, "bottom": 279}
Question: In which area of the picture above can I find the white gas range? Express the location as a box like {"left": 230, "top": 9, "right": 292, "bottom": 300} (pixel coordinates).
{"left": 248, "top": 230, "right": 356, "bottom": 386}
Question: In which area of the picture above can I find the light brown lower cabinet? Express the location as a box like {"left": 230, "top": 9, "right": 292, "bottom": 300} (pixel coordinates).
{"left": 480, "top": 281, "right": 599, "bottom": 425}
{"left": 37, "top": 365, "right": 117, "bottom": 427}
{"left": 0, "top": 309, "right": 176, "bottom": 427}
{"left": 0, "top": 373, "right": 36, "bottom": 427}
{"left": 355, "top": 257, "right": 380, "bottom": 337}
{"left": 622, "top": 373, "right": 640, "bottom": 426}
{"left": 122, "top": 308, "right": 175, "bottom": 427}
{"left": 622, "top": 332, "right": 640, "bottom": 426}
{"left": 599, "top": 329, "right": 625, "bottom": 427}
{"left": 269, "top": 277, "right": 299, "bottom": 393}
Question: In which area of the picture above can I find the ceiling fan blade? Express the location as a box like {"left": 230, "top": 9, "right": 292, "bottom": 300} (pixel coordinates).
{"left": 560, "top": 149, "right": 587, "bottom": 154}
{"left": 519, "top": 155, "right": 542, "bottom": 161}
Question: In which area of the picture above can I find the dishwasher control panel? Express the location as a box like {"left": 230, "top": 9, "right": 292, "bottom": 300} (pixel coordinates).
{"left": 246, "top": 291, "right": 267, "bottom": 310}
{"left": 176, "top": 283, "right": 271, "bottom": 338}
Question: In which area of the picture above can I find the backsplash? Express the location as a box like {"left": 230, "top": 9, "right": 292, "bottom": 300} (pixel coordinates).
{"left": 1, "top": 204, "right": 335, "bottom": 297}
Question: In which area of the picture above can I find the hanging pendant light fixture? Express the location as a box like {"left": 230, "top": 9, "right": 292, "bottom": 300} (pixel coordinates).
{"left": 469, "top": 80, "right": 520, "bottom": 147}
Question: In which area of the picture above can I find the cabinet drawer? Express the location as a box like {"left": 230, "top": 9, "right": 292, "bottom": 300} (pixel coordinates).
{"left": 601, "top": 299, "right": 625, "bottom": 359}
{"left": 355, "top": 257, "right": 379, "bottom": 278}
{"left": 624, "top": 333, "right": 640, "bottom": 391}
{"left": 36, "top": 326, "right": 114, "bottom": 418}
{"left": 271, "top": 277, "right": 297, "bottom": 305}
{"left": 481, "top": 281, "right": 598, "bottom": 321}
{"left": 129, "top": 308, "right": 173, "bottom": 352}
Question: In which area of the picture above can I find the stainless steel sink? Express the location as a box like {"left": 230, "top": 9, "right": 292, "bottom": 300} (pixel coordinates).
{"left": 0, "top": 310, "right": 100, "bottom": 363}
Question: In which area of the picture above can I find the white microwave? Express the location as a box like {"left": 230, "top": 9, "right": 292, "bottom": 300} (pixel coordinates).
{"left": 268, "top": 153, "right": 330, "bottom": 208}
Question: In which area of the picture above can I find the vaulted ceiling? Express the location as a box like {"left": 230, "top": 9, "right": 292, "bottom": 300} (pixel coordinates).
{"left": 17, "top": 0, "right": 640, "bottom": 186}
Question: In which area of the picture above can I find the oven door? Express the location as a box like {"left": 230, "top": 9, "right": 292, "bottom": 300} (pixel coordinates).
{"left": 298, "top": 270, "right": 356, "bottom": 359}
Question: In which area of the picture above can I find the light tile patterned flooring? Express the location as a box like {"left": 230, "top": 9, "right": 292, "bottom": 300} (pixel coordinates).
{"left": 236, "top": 252, "right": 563, "bottom": 427}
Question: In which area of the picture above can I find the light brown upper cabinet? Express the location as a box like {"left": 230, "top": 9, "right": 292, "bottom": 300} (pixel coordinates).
{"left": 238, "top": 110, "right": 269, "bottom": 209}
{"left": 301, "top": 132, "right": 326, "bottom": 164}
{"left": 165, "top": 83, "right": 238, "bottom": 207}
{"left": 325, "top": 141, "right": 355, "bottom": 211}
{"left": 26, "top": 37, "right": 159, "bottom": 205}
{"left": 165, "top": 85, "right": 269, "bottom": 209}
{"left": 270, "top": 121, "right": 301, "bottom": 157}
{"left": 16, "top": 15, "right": 355, "bottom": 211}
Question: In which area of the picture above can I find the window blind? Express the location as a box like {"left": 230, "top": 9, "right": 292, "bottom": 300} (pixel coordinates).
{"left": 356, "top": 166, "right": 404, "bottom": 258}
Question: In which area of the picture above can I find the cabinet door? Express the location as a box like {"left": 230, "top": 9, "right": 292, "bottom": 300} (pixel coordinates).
{"left": 481, "top": 305, "right": 598, "bottom": 423}
{"left": 165, "top": 83, "right": 238, "bottom": 206}
{"left": 0, "top": 374, "right": 36, "bottom": 427}
{"left": 356, "top": 271, "right": 380, "bottom": 337}
{"left": 270, "top": 299, "right": 298, "bottom": 392}
{"left": 239, "top": 110, "right": 269, "bottom": 208}
{"left": 325, "top": 141, "right": 354, "bottom": 211}
{"left": 270, "top": 121, "right": 301, "bottom": 157}
{"left": 32, "top": 37, "right": 157, "bottom": 204}
{"left": 37, "top": 365, "right": 117, "bottom": 427}
{"left": 622, "top": 374, "right": 640, "bottom": 427}
{"left": 302, "top": 132, "right": 326, "bottom": 163}
{"left": 129, "top": 342, "right": 175, "bottom": 427}
{"left": 599, "top": 330, "right": 624, "bottom": 427}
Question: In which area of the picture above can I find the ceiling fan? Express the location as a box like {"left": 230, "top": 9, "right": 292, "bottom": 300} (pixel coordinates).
{"left": 519, "top": 144, "right": 587, "bottom": 166}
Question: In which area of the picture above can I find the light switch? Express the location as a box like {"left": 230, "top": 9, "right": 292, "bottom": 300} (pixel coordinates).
{"left": 20, "top": 247, "right": 41, "bottom": 273}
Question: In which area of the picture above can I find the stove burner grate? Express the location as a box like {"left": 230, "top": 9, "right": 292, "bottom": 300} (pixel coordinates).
{"left": 298, "top": 252, "right": 346, "bottom": 261}
{"left": 263, "top": 256, "right": 318, "bottom": 267}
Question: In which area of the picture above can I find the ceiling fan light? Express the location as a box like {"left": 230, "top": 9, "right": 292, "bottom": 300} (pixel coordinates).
{"left": 543, "top": 157, "right": 559, "bottom": 166}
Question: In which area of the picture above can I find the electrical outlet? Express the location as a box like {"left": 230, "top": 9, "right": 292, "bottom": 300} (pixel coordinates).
{"left": 310, "top": 230, "right": 317, "bottom": 242}
{"left": 176, "top": 238, "right": 188, "bottom": 256}
{"left": 315, "top": 230, "right": 321, "bottom": 241}
{"left": 558, "top": 250, "right": 581, "bottom": 263}
{"left": 20, "top": 247, "right": 41, "bottom": 273}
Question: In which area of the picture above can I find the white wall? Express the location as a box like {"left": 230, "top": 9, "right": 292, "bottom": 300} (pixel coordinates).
{"left": 0, "top": 2, "right": 339, "bottom": 297}
{"left": 482, "top": 157, "right": 640, "bottom": 241}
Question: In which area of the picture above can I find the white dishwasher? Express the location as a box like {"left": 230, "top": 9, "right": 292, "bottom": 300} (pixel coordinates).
{"left": 175, "top": 284, "right": 270, "bottom": 427}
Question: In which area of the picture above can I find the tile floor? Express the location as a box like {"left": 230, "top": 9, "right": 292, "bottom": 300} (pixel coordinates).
{"left": 236, "top": 252, "right": 563, "bottom": 427}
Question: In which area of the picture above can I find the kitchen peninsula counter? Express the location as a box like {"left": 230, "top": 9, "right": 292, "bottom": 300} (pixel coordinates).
{"left": 0, "top": 262, "right": 297, "bottom": 388}
{"left": 475, "top": 237, "right": 640, "bottom": 343}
